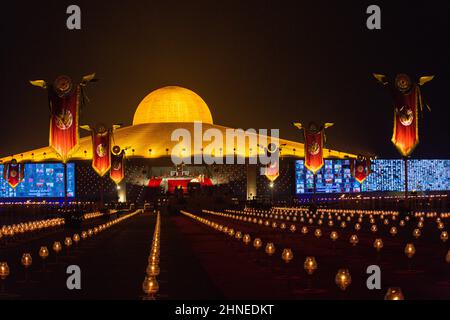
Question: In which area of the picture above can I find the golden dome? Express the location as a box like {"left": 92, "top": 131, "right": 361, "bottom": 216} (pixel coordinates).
{"left": 133, "top": 86, "right": 213, "bottom": 125}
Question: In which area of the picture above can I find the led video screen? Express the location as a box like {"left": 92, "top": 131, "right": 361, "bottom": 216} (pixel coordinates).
{"left": 295, "top": 159, "right": 449, "bottom": 194}
{"left": 0, "top": 163, "right": 75, "bottom": 198}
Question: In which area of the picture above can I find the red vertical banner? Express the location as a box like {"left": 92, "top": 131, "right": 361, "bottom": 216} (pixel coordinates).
{"left": 48, "top": 76, "right": 80, "bottom": 163}
{"left": 391, "top": 79, "right": 420, "bottom": 156}
{"left": 351, "top": 157, "right": 371, "bottom": 184}
{"left": 91, "top": 125, "right": 111, "bottom": 177}
{"left": 110, "top": 146, "right": 125, "bottom": 184}
{"left": 3, "top": 160, "right": 25, "bottom": 189}
{"left": 30, "top": 73, "right": 97, "bottom": 163}
{"left": 373, "top": 73, "right": 433, "bottom": 157}
{"left": 304, "top": 129, "right": 324, "bottom": 174}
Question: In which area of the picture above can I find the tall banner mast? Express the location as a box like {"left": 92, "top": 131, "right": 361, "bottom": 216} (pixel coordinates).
{"left": 373, "top": 73, "right": 433, "bottom": 200}
{"left": 30, "top": 73, "right": 97, "bottom": 206}
{"left": 294, "top": 122, "right": 334, "bottom": 205}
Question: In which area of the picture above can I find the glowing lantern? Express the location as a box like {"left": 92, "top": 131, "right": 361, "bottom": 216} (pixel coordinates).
{"left": 335, "top": 268, "right": 352, "bottom": 291}
{"left": 64, "top": 237, "right": 73, "bottom": 247}
{"left": 281, "top": 248, "right": 293, "bottom": 263}
{"left": 243, "top": 234, "right": 251, "bottom": 245}
{"left": 390, "top": 226, "right": 398, "bottom": 236}
{"left": 314, "top": 228, "right": 322, "bottom": 238}
{"left": 253, "top": 238, "right": 262, "bottom": 250}
{"left": 384, "top": 287, "right": 405, "bottom": 300}
{"left": 265, "top": 243, "right": 275, "bottom": 256}
{"left": 301, "top": 226, "right": 309, "bottom": 235}
{"left": 373, "top": 238, "right": 384, "bottom": 252}
{"left": 39, "top": 246, "right": 49, "bottom": 260}
{"left": 73, "top": 234, "right": 80, "bottom": 244}
{"left": 0, "top": 262, "right": 10, "bottom": 280}
{"left": 304, "top": 257, "right": 318, "bottom": 275}
{"left": 52, "top": 241, "right": 62, "bottom": 254}
{"left": 440, "top": 231, "right": 448, "bottom": 242}
{"left": 404, "top": 243, "right": 416, "bottom": 258}
{"left": 146, "top": 264, "right": 160, "bottom": 277}
{"left": 142, "top": 276, "right": 159, "bottom": 296}
{"left": 413, "top": 228, "right": 421, "bottom": 239}
{"left": 21, "top": 253, "right": 32, "bottom": 268}
{"left": 330, "top": 231, "right": 339, "bottom": 242}
{"left": 349, "top": 234, "right": 359, "bottom": 246}
{"left": 289, "top": 225, "right": 296, "bottom": 233}
{"left": 370, "top": 225, "right": 378, "bottom": 233}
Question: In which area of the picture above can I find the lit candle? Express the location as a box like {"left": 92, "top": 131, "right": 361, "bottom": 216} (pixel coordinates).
{"left": 253, "top": 238, "right": 262, "bottom": 250}
{"left": 413, "top": 228, "right": 421, "bottom": 239}
{"left": 142, "top": 276, "right": 159, "bottom": 295}
{"left": 73, "top": 234, "right": 80, "bottom": 244}
{"left": 21, "top": 253, "right": 32, "bottom": 268}
{"left": 301, "top": 226, "right": 309, "bottom": 235}
{"left": 390, "top": 226, "right": 398, "bottom": 236}
{"left": 0, "top": 262, "right": 10, "bottom": 280}
{"left": 304, "top": 257, "right": 317, "bottom": 275}
{"left": 64, "top": 237, "right": 73, "bottom": 247}
{"left": 404, "top": 243, "right": 416, "bottom": 258}
{"left": 440, "top": 231, "right": 448, "bottom": 243}
{"left": 242, "top": 234, "right": 251, "bottom": 245}
{"left": 53, "top": 241, "right": 62, "bottom": 254}
{"left": 265, "top": 242, "right": 275, "bottom": 256}
{"left": 314, "top": 228, "right": 322, "bottom": 238}
{"left": 335, "top": 268, "right": 352, "bottom": 290}
{"left": 39, "top": 246, "right": 49, "bottom": 260}
{"left": 330, "top": 231, "right": 339, "bottom": 242}
{"left": 373, "top": 238, "right": 383, "bottom": 252}
{"left": 349, "top": 234, "right": 359, "bottom": 246}
{"left": 146, "top": 264, "right": 160, "bottom": 277}
{"left": 384, "top": 287, "right": 405, "bottom": 300}
{"left": 281, "top": 248, "right": 293, "bottom": 263}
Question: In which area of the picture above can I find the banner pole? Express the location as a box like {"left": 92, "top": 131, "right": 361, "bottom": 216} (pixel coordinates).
{"left": 313, "top": 172, "right": 317, "bottom": 205}
{"left": 63, "top": 162, "right": 68, "bottom": 208}
{"left": 404, "top": 157, "right": 408, "bottom": 201}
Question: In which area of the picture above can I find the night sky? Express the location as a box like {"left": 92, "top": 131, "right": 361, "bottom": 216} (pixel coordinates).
{"left": 1, "top": 0, "right": 449, "bottom": 158}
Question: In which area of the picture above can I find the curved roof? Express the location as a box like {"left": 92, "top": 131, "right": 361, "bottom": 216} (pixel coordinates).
{"left": 133, "top": 86, "right": 213, "bottom": 125}
{"left": 0, "top": 122, "right": 355, "bottom": 162}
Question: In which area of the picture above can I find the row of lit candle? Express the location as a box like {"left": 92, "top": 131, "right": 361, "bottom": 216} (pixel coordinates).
{"left": 142, "top": 212, "right": 161, "bottom": 299}
{"left": 0, "top": 218, "right": 64, "bottom": 239}
{"left": 0, "top": 209, "right": 143, "bottom": 283}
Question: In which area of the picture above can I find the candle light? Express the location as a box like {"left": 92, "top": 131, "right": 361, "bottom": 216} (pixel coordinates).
{"left": 440, "top": 231, "right": 448, "bottom": 243}
{"left": 399, "top": 220, "right": 405, "bottom": 227}
{"left": 314, "top": 228, "right": 322, "bottom": 238}
{"left": 265, "top": 243, "right": 275, "bottom": 256}
{"left": 390, "top": 226, "right": 398, "bottom": 236}
{"left": 81, "top": 231, "right": 88, "bottom": 239}
{"left": 404, "top": 243, "right": 416, "bottom": 258}
{"left": 0, "top": 262, "right": 10, "bottom": 280}
{"left": 142, "top": 276, "right": 159, "bottom": 296}
{"left": 39, "top": 246, "right": 49, "bottom": 260}
{"left": 52, "top": 241, "right": 62, "bottom": 254}
{"left": 304, "top": 257, "right": 317, "bottom": 275}
{"left": 243, "top": 234, "right": 251, "bottom": 245}
{"left": 335, "top": 268, "right": 352, "bottom": 290}
{"left": 73, "top": 234, "right": 80, "bottom": 244}
{"left": 289, "top": 224, "right": 296, "bottom": 233}
{"left": 413, "top": 228, "right": 421, "bottom": 239}
{"left": 281, "top": 248, "right": 293, "bottom": 263}
{"left": 21, "top": 253, "right": 32, "bottom": 268}
{"left": 146, "top": 264, "right": 160, "bottom": 277}
{"left": 370, "top": 225, "right": 378, "bottom": 233}
{"left": 64, "top": 237, "right": 73, "bottom": 247}
{"left": 253, "top": 238, "right": 262, "bottom": 250}
{"left": 384, "top": 287, "right": 405, "bottom": 300}
{"left": 354, "top": 223, "right": 361, "bottom": 231}
{"left": 330, "top": 231, "right": 339, "bottom": 242}
{"left": 235, "top": 231, "right": 243, "bottom": 240}
{"left": 373, "top": 238, "right": 384, "bottom": 252}
{"left": 349, "top": 234, "right": 359, "bottom": 246}
{"left": 301, "top": 226, "right": 309, "bottom": 235}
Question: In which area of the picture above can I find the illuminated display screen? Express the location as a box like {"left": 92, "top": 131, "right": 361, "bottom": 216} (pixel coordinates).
{"left": 295, "top": 159, "right": 449, "bottom": 194}
{"left": 0, "top": 163, "right": 75, "bottom": 198}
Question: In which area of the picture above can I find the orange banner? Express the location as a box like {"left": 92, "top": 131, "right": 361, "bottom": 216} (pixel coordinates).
{"left": 91, "top": 126, "right": 111, "bottom": 177}
{"left": 391, "top": 82, "right": 420, "bottom": 156}
{"left": 49, "top": 76, "right": 80, "bottom": 163}
{"left": 110, "top": 146, "right": 125, "bottom": 184}
{"left": 304, "top": 128, "right": 324, "bottom": 174}
{"left": 351, "top": 157, "right": 371, "bottom": 184}
{"left": 3, "top": 161, "right": 24, "bottom": 189}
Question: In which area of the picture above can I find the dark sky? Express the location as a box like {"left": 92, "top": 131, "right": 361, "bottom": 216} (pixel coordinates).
{"left": 1, "top": 0, "right": 449, "bottom": 158}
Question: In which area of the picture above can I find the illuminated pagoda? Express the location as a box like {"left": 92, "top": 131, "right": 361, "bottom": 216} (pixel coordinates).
{"left": 0, "top": 86, "right": 355, "bottom": 203}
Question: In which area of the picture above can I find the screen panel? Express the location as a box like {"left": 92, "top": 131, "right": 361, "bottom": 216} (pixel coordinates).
{"left": 0, "top": 163, "right": 75, "bottom": 198}
{"left": 295, "top": 159, "right": 449, "bottom": 194}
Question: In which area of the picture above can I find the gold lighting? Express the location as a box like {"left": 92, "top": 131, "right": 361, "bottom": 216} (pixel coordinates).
{"left": 39, "top": 246, "right": 49, "bottom": 259}
{"left": 21, "top": 253, "right": 32, "bottom": 268}
{"left": 52, "top": 241, "right": 62, "bottom": 254}
{"left": 384, "top": 287, "right": 405, "bottom": 300}
{"left": 404, "top": 243, "right": 416, "bottom": 258}
{"left": 335, "top": 268, "right": 352, "bottom": 290}
{"left": 0, "top": 262, "right": 10, "bottom": 280}
{"left": 330, "top": 231, "right": 339, "bottom": 241}
{"left": 281, "top": 248, "right": 293, "bottom": 263}
{"left": 390, "top": 226, "right": 398, "bottom": 236}
{"left": 304, "top": 257, "right": 317, "bottom": 275}
{"left": 440, "top": 231, "right": 448, "bottom": 242}
{"left": 349, "top": 234, "right": 359, "bottom": 246}
{"left": 142, "top": 276, "right": 159, "bottom": 295}
{"left": 265, "top": 243, "right": 275, "bottom": 256}
{"left": 373, "top": 238, "right": 384, "bottom": 252}
{"left": 243, "top": 234, "right": 251, "bottom": 245}
{"left": 253, "top": 238, "right": 262, "bottom": 249}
